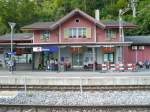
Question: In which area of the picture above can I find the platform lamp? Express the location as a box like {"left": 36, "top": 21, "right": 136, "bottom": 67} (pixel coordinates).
{"left": 8, "top": 22, "right": 16, "bottom": 74}
{"left": 118, "top": 0, "right": 137, "bottom": 64}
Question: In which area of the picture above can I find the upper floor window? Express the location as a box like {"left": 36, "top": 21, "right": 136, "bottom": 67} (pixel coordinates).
{"left": 40, "top": 31, "right": 50, "bottom": 41}
{"left": 69, "top": 28, "right": 87, "bottom": 38}
{"left": 75, "top": 18, "right": 80, "bottom": 23}
{"left": 64, "top": 27, "right": 91, "bottom": 39}
{"left": 106, "top": 29, "right": 116, "bottom": 39}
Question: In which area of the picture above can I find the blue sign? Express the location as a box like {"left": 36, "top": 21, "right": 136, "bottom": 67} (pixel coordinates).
{"left": 42, "top": 48, "right": 50, "bottom": 52}
{"left": 7, "top": 52, "right": 16, "bottom": 55}
{"left": 61, "top": 57, "right": 64, "bottom": 62}
{"left": 42, "top": 46, "right": 58, "bottom": 52}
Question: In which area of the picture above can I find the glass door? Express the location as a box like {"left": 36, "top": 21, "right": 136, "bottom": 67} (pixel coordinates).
{"left": 104, "top": 53, "right": 114, "bottom": 63}
{"left": 72, "top": 53, "right": 83, "bottom": 67}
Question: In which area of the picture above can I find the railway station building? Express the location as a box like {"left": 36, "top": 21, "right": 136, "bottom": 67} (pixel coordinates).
{"left": 0, "top": 9, "right": 149, "bottom": 71}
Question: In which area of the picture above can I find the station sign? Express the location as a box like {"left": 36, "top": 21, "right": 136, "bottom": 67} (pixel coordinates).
{"left": 42, "top": 46, "right": 58, "bottom": 52}
{"left": 33, "top": 47, "right": 42, "bottom": 52}
{"left": 7, "top": 52, "right": 16, "bottom": 55}
{"left": 33, "top": 46, "right": 58, "bottom": 52}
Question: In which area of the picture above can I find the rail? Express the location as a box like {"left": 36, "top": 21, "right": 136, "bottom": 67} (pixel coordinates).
{"left": 0, "top": 104, "right": 150, "bottom": 111}
{"left": 0, "top": 85, "right": 150, "bottom": 91}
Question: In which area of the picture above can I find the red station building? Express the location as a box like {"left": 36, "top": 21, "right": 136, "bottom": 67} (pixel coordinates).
{"left": 0, "top": 9, "right": 149, "bottom": 71}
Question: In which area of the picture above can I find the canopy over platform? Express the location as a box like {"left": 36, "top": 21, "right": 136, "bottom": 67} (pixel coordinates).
{"left": 125, "top": 36, "right": 150, "bottom": 45}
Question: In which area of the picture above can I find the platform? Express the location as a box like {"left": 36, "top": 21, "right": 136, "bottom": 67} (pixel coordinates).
{"left": 0, "top": 71, "right": 150, "bottom": 85}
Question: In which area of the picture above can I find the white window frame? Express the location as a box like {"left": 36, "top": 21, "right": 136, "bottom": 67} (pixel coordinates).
{"left": 69, "top": 27, "right": 87, "bottom": 38}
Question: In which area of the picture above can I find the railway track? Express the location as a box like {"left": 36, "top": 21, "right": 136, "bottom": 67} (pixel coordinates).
{"left": 0, "top": 85, "right": 150, "bottom": 91}
{"left": 0, "top": 104, "right": 150, "bottom": 112}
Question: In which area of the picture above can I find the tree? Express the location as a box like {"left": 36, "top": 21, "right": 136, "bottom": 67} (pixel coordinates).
{"left": 125, "top": 0, "right": 150, "bottom": 35}
{"left": 0, "top": 17, "right": 7, "bottom": 34}
{"left": 0, "top": 0, "right": 149, "bottom": 35}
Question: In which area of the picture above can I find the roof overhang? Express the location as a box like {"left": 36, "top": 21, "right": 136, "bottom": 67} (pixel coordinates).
{"left": 14, "top": 42, "right": 132, "bottom": 47}
{"left": 21, "top": 28, "right": 50, "bottom": 31}
{"left": 105, "top": 25, "right": 137, "bottom": 29}
{"left": 21, "top": 9, "right": 106, "bottom": 31}
{"left": 50, "top": 9, "right": 105, "bottom": 30}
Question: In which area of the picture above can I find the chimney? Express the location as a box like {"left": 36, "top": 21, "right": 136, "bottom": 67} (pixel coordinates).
{"left": 95, "top": 9, "right": 100, "bottom": 21}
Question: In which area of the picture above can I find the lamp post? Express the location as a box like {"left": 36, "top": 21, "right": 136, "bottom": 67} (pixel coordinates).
{"left": 118, "top": 0, "right": 137, "bottom": 63}
{"left": 131, "top": 0, "right": 137, "bottom": 17}
{"left": 8, "top": 22, "right": 16, "bottom": 74}
{"left": 119, "top": 9, "right": 129, "bottom": 63}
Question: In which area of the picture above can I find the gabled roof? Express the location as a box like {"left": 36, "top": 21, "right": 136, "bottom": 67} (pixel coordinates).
{"left": 125, "top": 36, "right": 150, "bottom": 44}
{"left": 22, "top": 22, "right": 55, "bottom": 30}
{"left": 0, "top": 33, "right": 33, "bottom": 41}
{"left": 21, "top": 9, "right": 105, "bottom": 30}
{"left": 50, "top": 9, "right": 105, "bottom": 29}
{"left": 102, "top": 20, "right": 137, "bottom": 28}
{"left": 21, "top": 9, "right": 137, "bottom": 31}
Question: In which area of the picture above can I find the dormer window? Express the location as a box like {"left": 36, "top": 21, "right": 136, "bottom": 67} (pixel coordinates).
{"left": 41, "top": 31, "right": 50, "bottom": 41}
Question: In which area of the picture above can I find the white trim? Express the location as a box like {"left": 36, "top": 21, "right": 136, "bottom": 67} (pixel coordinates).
{"left": 59, "top": 46, "right": 66, "bottom": 48}
{"left": 59, "top": 25, "right": 61, "bottom": 43}
{"left": 87, "top": 45, "right": 101, "bottom": 47}
{"left": 94, "top": 25, "right": 96, "bottom": 42}
{"left": 103, "top": 45, "right": 115, "bottom": 47}
{"left": 71, "top": 46, "right": 82, "bottom": 48}
{"left": 15, "top": 41, "right": 132, "bottom": 46}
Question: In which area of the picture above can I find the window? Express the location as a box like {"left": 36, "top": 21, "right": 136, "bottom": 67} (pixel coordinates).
{"left": 83, "top": 28, "right": 86, "bottom": 38}
{"left": 72, "top": 28, "right": 77, "bottom": 38}
{"left": 104, "top": 53, "right": 114, "bottom": 63}
{"left": 78, "top": 28, "right": 82, "bottom": 38}
{"left": 75, "top": 18, "right": 80, "bottom": 23}
{"left": 69, "top": 29, "right": 72, "bottom": 38}
{"left": 87, "top": 48, "right": 92, "bottom": 52}
{"left": 41, "top": 31, "right": 50, "bottom": 41}
{"left": 106, "top": 29, "right": 116, "bottom": 39}
{"left": 68, "top": 28, "right": 87, "bottom": 38}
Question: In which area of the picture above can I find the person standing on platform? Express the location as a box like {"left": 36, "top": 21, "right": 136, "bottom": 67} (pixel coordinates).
{"left": 13, "top": 58, "right": 16, "bottom": 71}
{"left": 54, "top": 59, "right": 58, "bottom": 71}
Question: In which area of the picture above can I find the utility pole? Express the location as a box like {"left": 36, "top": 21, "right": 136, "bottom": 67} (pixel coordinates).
{"left": 8, "top": 22, "right": 16, "bottom": 74}
{"left": 131, "top": 0, "right": 137, "bottom": 17}
{"left": 84, "top": 0, "right": 86, "bottom": 11}
{"left": 118, "top": 0, "right": 137, "bottom": 63}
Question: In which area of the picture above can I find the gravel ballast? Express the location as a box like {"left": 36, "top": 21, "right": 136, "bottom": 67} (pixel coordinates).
{"left": 0, "top": 91, "right": 150, "bottom": 106}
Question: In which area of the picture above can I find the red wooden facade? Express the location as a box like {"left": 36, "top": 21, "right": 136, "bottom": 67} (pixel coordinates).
{"left": 21, "top": 9, "right": 148, "bottom": 68}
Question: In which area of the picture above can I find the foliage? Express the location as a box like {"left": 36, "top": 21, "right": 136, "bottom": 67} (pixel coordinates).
{"left": 0, "top": 0, "right": 149, "bottom": 35}
{"left": 131, "top": 0, "right": 150, "bottom": 35}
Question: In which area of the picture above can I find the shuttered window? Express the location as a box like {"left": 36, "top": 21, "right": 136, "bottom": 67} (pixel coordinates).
{"left": 64, "top": 27, "right": 91, "bottom": 38}
{"left": 64, "top": 29, "right": 69, "bottom": 39}
{"left": 86, "top": 28, "right": 91, "bottom": 38}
